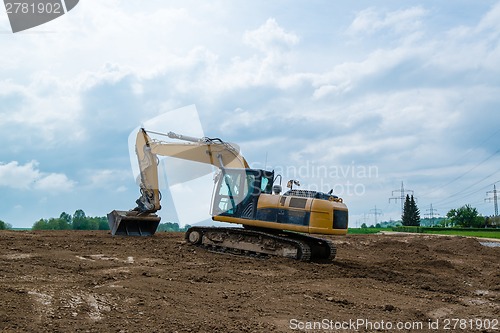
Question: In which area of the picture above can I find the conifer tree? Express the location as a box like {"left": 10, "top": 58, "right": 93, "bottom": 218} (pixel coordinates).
{"left": 402, "top": 194, "right": 420, "bottom": 226}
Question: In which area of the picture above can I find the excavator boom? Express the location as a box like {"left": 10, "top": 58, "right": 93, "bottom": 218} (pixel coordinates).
{"left": 108, "top": 128, "right": 248, "bottom": 236}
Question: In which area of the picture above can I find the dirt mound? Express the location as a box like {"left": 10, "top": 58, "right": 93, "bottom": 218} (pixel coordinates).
{"left": 0, "top": 231, "right": 499, "bottom": 332}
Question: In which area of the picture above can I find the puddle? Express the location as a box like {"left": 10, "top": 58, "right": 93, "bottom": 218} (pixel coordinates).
{"left": 480, "top": 242, "right": 500, "bottom": 248}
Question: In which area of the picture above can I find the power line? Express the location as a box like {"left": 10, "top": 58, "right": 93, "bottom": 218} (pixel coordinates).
{"left": 421, "top": 128, "right": 500, "bottom": 197}
{"left": 356, "top": 213, "right": 369, "bottom": 228}
{"left": 434, "top": 175, "right": 500, "bottom": 207}
{"left": 422, "top": 149, "right": 500, "bottom": 198}
{"left": 485, "top": 184, "right": 498, "bottom": 216}
{"left": 389, "top": 181, "right": 414, "bottom": 217}
{"left": 424, "top": 203, "right": 439, "bottom": 226}
{"left": 369, "top": 205, "right": 383, "bottom": 225}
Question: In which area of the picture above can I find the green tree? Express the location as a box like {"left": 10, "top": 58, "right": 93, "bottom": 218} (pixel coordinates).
{"left": 486, "top": 216, "right": 500, "bottom": 227}
{"left": 446, "top": 205, "right": 485, "bottom": 228}
{"left": 360, "top": 223, "right": 368, "bottom": 229}
{"left": 97, "top": 216, "right": 109, "bottom": 230}
{"left": 47, "top": 218, "right": 61, "bottom": 230}
{"left": 33, "top": 218, "right": 50, "bottom": 230}
{"left": 156, "top": 222, "right": 191, "bottom": 232}
{"left": 402, "top": 195, "right": 410, "bottom": 226}
{"left": 32, "top": 218, "right": 64, "bottom": 230}
{"left": 410, "top": 195, "right": 420, "bottom": 226}
{"left": 402, "top": 195, "right": 420, "bottom": 226}
{"left": 0, "top": 219, "right": 6, "bottom": 230}
{"left": 85, "top": 216, "right": 99, "bottom": 230}
{"left": 59, "top": 212, "right": 72, "bottom": 230}
{"left": 32, "top": 211, "right": 108, "bottom": 231}
{"left": 72, "top": 211, "right": 108, "bottom": 230}
{"left": 157, "top": 222, "right": 181, "bottom": 232}
{"left": 72, "top": 209, "right": 88, "bottom": 230}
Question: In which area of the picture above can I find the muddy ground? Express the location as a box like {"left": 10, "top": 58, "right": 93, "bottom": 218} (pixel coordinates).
{"left": 0, "top": 230, "right": 499, "bottom": 333}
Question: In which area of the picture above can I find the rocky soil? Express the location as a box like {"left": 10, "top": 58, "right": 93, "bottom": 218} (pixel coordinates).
{"left": 1, "top": 230, "right": 499, "bottom": 332}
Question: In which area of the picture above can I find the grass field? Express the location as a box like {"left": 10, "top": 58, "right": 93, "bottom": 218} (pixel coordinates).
{"left": 349, "top": 227, "right": 500, "bottom": 239}
{"left": 348, "top": 228, "right": 392, "bottom": 234}
{"left": 422, "top": 229, "right": 500, "bottom": 239}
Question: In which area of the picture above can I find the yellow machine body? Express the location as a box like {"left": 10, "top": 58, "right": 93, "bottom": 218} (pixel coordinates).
{"left": 210, "top": 168, "right": 348, "bottom": 235}
{"left": 214, "top": 194, "right": 348, "bottom": 235}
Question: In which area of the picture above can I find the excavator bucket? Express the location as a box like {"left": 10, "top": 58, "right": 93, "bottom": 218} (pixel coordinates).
{"left": 107, "top": 210, "right": 161, "bottom": 236}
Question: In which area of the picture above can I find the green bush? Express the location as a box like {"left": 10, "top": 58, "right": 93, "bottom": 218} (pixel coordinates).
{"left": 157, "top": 222, "right": 191, "bottom": 232}
{"left": 446, "top": 205, "right": 485, "bottom": 228}
{"left": 392, "top": 226, "right": 498, "bottom": 234}
{"left": 392, "top": 226, "right": 424, "bottom": 233}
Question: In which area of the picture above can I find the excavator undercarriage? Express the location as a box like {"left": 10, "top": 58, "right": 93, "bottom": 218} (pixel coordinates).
{"left": 185, "top": 227, "right": 336, "bottom": 261}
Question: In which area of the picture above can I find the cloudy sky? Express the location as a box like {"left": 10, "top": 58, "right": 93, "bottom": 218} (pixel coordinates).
{"left": 1, "top": 0, "right": 500, "bottom": 228}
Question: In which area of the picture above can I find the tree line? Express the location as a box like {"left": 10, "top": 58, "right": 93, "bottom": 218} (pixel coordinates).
{"left": 157, "top": 222, "right": 191, "bottom": 232}
{"left": 400, "top": 195, "right": 496, "bottom": 228}
{"left": 361, "top": 194, "right": 496, "bottom": 229}
{"left": 445, "top": 204, "right": 495, "bottom": 228}
{"left": 31, "top": 209, "right": 189, "bottom": 232}
{"left": 0, "top": 219, "right": 12, "bottom": 230}
{"left": 32, "top": 210, "right": 109, "bottom": 230}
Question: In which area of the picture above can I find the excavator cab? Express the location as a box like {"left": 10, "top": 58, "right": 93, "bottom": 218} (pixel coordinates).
{"left": 211, "top": 168, "right": 274, "bottom": 219}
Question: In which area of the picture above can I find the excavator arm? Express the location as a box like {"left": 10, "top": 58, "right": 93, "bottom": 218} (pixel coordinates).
{"left": 108, "top": 128, "right": 249, "bottom": 236}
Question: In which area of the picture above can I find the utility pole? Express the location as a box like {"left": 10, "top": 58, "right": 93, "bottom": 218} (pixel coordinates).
{"left": 389, "top": 181, "right": 414, "bottom": 217}
{"left": 485, "top": 184, "right": 498, "bottom": 216}
{"left": 356, "top": 213, "right": 369, "bottom": 228}
{"left": 425, "top": 204, "right": 439, "bottom": 226}
{"left": 369, "top": 206, "right": 383, "bottom": 225}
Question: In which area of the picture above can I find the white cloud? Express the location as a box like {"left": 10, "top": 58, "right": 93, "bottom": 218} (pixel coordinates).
{"left": 220, "top": 107, "right": 265, "bottom": 133}
{"left": 34, "top": 173, "right": 76, "bottom": 192}
{"left": 347, "top": 6, "right": 427, "bottom": 36}
{"left": 84, "top": 168, "right": 131, "bottom": 190}
{"left": 0, "top": 161, "right": 75, "bottom": 192}
{"left": 312, "top": 84, "right": 346, "bottom": 99}
{"left": 427, "top": 4, "right": 500, "bottom": 75}
{"left": 0, "top": 161, "right": 40, "bottom": 189}
{"left": 2, "top": 2, "right": 500, "bottom": 227}
{"left": 0, "top": 76, "right": 83, "bottom": 147}
{"left": 244, "top": 18, "right": 299, "bottom": 52}
{"left": 476, "top": 2, "right": 500, "bottom": 33}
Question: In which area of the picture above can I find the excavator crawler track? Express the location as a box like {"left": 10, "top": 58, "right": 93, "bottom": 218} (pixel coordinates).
{"left": 185, "top": 227, "right": 336, "bottom": 262}
{"left": 281, "top": 231, "right": 337, "bottom": 261}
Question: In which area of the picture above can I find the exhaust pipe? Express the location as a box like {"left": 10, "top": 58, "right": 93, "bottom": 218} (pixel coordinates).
{"left": 107, "top": 210, "right": 161, "bottom": 236}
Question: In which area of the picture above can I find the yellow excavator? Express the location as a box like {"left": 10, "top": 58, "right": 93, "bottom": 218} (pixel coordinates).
{"left": 108, "top": 128, "right": 348, "bottom": 261}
